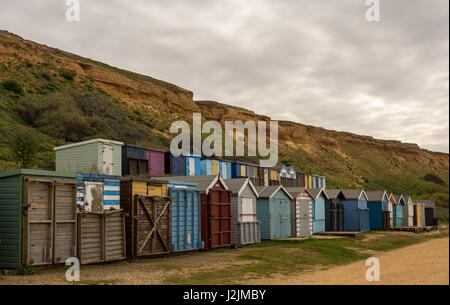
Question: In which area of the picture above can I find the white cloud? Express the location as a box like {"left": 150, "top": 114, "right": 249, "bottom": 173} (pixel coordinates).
{"left": 0, "top": 0, "right": 448, "bottom": 152}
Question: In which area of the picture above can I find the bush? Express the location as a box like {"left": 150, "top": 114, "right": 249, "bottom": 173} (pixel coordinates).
{"left": 424, "top": 173, "right": 445, "bottom": 186}
{"left": 40, "top": 72, "right": 52, "bottom": 81}
{"left": 1, "top": 79, "right": 24, "bottom": 95}
{"left": 8, "top": 128, "right": 40, "bottom": 168}
{"left": 60, "top": 70, "right": 75, "bottom": 81}
{"left": 15, "top": 265, "right": 36, "bottom": 276}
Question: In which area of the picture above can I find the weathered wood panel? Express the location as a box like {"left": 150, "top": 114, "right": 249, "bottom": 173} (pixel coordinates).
{"left": 77, "top": 210, "right": 125, "bottom": 264}
{"left": 132, "top": 195, "right": 171, "bottom": 257}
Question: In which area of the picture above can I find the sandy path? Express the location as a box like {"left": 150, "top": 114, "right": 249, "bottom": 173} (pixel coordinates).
{"left": 247, "top": 237, "right": 449, "bottom": 285}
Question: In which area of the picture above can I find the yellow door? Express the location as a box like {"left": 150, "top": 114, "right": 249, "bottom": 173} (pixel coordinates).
{"left": 212, "top": 161, "right": 219, "bottom": 175}
{"left": 241, "top": 165, "right": 246, "bottom": 177}
{"left": 308, "top": 175, "right": 312, "bottom": 188}
{"left": 147, "top": 183, "right": 167, "bottom": 196}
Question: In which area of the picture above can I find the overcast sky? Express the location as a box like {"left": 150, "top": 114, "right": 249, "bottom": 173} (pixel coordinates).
{"left": 1, "top": 0, "right": 448, "bottom": 152}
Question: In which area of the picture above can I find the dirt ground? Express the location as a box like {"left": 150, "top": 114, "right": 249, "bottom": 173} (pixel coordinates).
{"left": 0, "top": 235, "right": 448, "bottom": 285}
{"left": 247, "top": 237, "right": 449, "bottom": 285}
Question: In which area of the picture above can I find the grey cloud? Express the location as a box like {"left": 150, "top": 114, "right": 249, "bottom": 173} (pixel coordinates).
{"left": 0, "top": 0, "right": 448, "bottom": 152}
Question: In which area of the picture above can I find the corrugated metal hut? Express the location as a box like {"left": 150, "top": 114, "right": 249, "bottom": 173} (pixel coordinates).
{"left": 403, "top": 195, "right": 414, "bottom": 227}
{"left": 54, "top": 138, "right": 123, "bottom": 176}
{"left": 285, "top": 187, "right": 314, "bottom": 237}
{"left": 392, "top": 194, "right": 406, "bottom": 227}
{"left": 366, "top": 190, "right": 390, "bottom": 230}
{"left": 232, "top": 161, "right": 248, "bottom": 178}
{"left": 256, "top": 185, "right": 293, "bottom": 239}
{"left": 414, "top": 200, "right": 437, "bottom": 226}
{"left": 341, "top": 189, "right": 370, "bottom": 232}
{"left": 185, "top": 154, "right": 201, "bottom": 176}
{"left": 224, "top": 178, "right": 260, "bottom": 246}
{"left": 0, "top": 169, "right": 78, "bottom": 268}
{"left": 309, "top": 188, "right": 329, "bottom": 233}
{"left": 324, "top": 189, "right": 345, "bottom": 232}
{"left": 164, "top": 152, "right": 186, "bottom": 176}
{"left": 147, "top": 147, "right": 165, "bottom": 176}
{"left": 219, "top": 160, "right": 233, "bottom": 179}
{"left": 76, "top": 173, "right": 121, "bottom": 212}
{"left": 165, "top": 181, "right": 203, "bottom": 252}
{"left": 122, "top": 144, "right": 150, "bottom": 176}
{"left": 156, "top": 175, "right": 232, "bottom": 250}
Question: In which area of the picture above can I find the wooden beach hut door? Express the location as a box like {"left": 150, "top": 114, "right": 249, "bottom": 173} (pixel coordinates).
{"left": 134, "top": 195, "right": 171, "bottom": 257}
{"left": 24, "top": 179, "right": 77, "bottom": 266}
{"left": 53, "top": 183, "right": 77, "bottom": 264}
{"left": 279, "top": 198, "right": 290, "bottom": 238}
{"left": 24, "top": 180, "right": 53, "bottom": 266}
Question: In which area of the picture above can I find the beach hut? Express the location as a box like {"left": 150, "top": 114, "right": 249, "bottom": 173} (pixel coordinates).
{"left": 256, "top": 185, "right": 293, "bottom": 239}
{"left": 285, "top": 187, "right": 314, "bottom": 237}
{"left": 268, "top": 167, "right": 280, "bottom": 186}
{"left": 219, "top": 160, "right": 233, "bottom": 179}
{"left": 147, "top": 147, "right": 165, "bottom": 176}
{"left": 76, "top": 173, "right": 121, "bottom": 212}
{"left": 201, "top": 158, "right": 221, "bottom": 176}
{"left": 231, "top": 161, "right": 248, "bottom": 178}
{"left": 412, "top": 202, "right": 425, "bottom": 227}
{"left": 309, "top": 188, "right": 329, "bottom": 233}
{"left": 157, "top": 175, "right": 232, "bottom": 250}
{"left": 164, "top": 152, "right": 186, "bottom": 176}
{"left": 120, "top": 178, "right": 171, "bottom": 258}
{"left": 0, "top": 169, "right": 78, "bottom": 268}
{"left": 54, "top": 138, "right": 124, "bottom": 176}
{"left": 392, "top": 194, "right": 406, "bottom": 227}
{"left": 246, "top": 163, "right": 260, "bottom": 187}
{"left": 403, "top": 195, "right": 414, "bottom": 227}
{"left": 258, "top": 167, "right": 269, "bottom": 187}
{"left": 311, "top": 175, "right": 326, "bottom": 189}
{"left": 122, "top": 144, "right": 150, "bottom": 176}
{"left": 388, "top": 193, "right": 396, "bottom": 228}
{"left": 341, "top": 189, "right": 370, "bottom": 232}
{"left": 324, "top": 189, "right": 345, "bottom": 232}
{"left": 224, "top": 178, "right": 260, "bottom": 247}
{"left": 185, "top": 154, "right": 201, "bottom": 176}
{"left": 414, "top": 200, "right": 437, "bottom": 226}
{"left": 296, "top": 173, "right": 307, "bottom": 188}
{"left": 366, "top": 190, "right": 390, "bottom": 230}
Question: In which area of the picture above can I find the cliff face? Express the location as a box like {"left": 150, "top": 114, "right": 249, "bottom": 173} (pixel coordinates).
{"left": 0, "top": 30, "right": 448, "bottom": 193}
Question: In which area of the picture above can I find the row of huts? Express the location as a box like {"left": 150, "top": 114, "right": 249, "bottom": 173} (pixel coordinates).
{"left": 53, "top": 138, "right": 326, "bottom": 189}
{"left": 0, "top": 138, "right": 438, "bottom": 269}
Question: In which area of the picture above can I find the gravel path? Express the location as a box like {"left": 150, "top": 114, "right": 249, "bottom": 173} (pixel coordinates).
{"left": 246, "top": 237, "right": 449, "bottom": 285}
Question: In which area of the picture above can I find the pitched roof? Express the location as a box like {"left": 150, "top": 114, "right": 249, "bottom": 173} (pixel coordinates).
{"left": 365, "top": 190, "right": 387, "bottom": 202}
{"left": 324, "top": 189, "right": 343, "bottom": 200}
{"left": 309, "top": 188, "right": 329, "bottom": 200}
{"left": 155, "top": 175, "right": 228, "bottom": 194}
{"left": 341, "top": 189, "right": 366, "bottom": 200}
{"left": 413, "top": 200, "right": 436, "bottom": 208}
{"left": 257, "top": 185, "right": 293, "bottom": 200}
{"left": 393, "top": 194, "right": 404, "bottom": 204}
{"left": 224, "top": 178, "right": 258, "bottom": 197}
{"left": 284, "top": 187, "right": 313, "bottom": 200}
{"left": 254, "top": 186, "right": 267, "bottom": 194}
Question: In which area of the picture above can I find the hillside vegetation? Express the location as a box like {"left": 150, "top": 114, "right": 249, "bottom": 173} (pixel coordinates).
{"left": 0, "top": 30, "right": 448, "bottom": 219}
